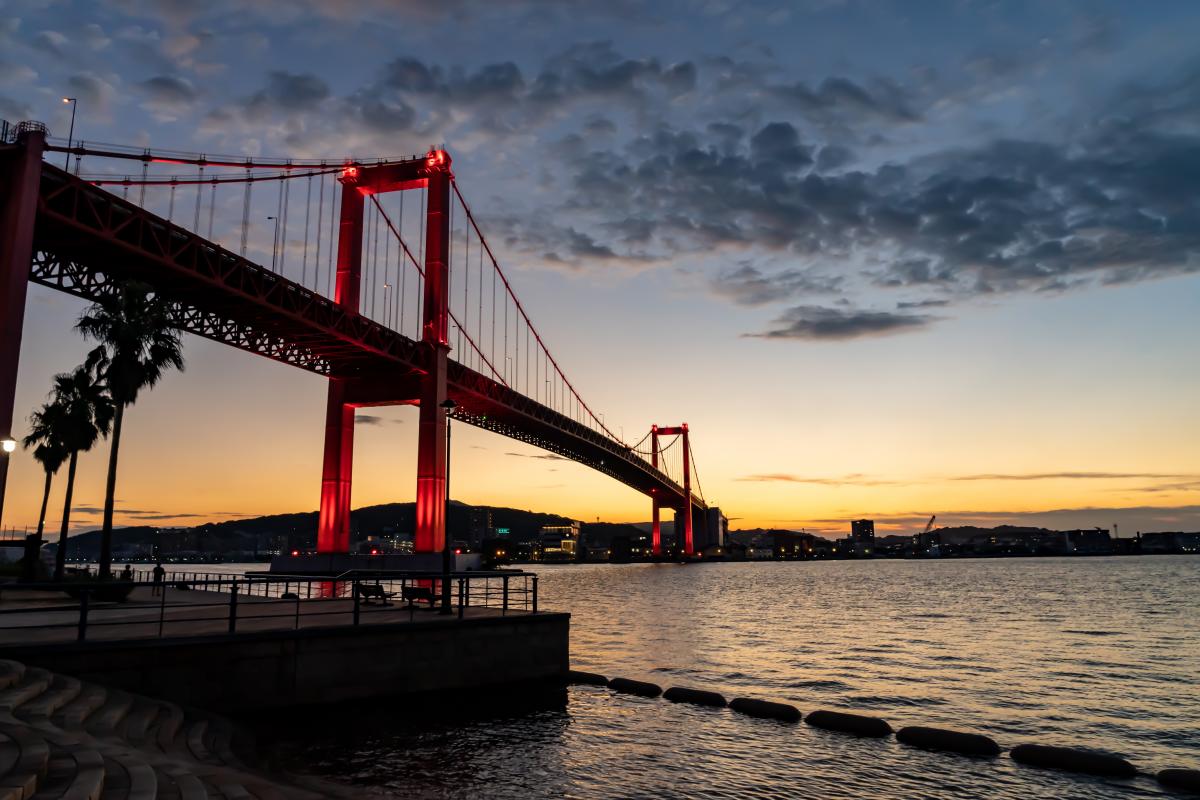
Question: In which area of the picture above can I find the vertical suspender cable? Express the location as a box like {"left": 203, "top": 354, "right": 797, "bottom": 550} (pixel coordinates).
{"left": 139, "top": 156, "right": 148, "bottom": 206}
{"left": 240, "top": 174, "right": 251, "bottom": 257}
{"left": 398, "top": 191, "right": 406, "bottom": 336}
{"left": 280, "top": 170, "right": 291, "bottom": 276}
{"left": 313, "top": 169, "right": 325, "bottom": 294}
{"left": 167, "top": 180, "right": 177, "bottom": 223}
{"left": 326, "top": 173, "right": 336, "bottom": 297}
{"left": 274, "top": 176, "right": 284, "bottom": 271}
{"left": 194, "top": 165, "right": 204, "bottom": 231}
{"left": 302, "top": 173, "right": 313, "bottom": 288}
{"left": 207, "top": 179, "right": 216, "bottom": 241}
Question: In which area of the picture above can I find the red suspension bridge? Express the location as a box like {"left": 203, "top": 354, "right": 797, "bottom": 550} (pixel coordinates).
{"left": 0, "top": 120, "right": 720, "bottom": 557}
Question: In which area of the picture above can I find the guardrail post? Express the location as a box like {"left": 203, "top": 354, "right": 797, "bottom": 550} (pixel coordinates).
{"left": 457, "top": 578, "right": 465, "bottom": 619}
{"left": 77, "top": 591, "right": 89, "bottom": 641}
{"left": 463, "top": 578, "right": 470, "bottom": 611}
{"left": 228, "top": 579, "right": 238, "bottom": 634}
{"left": 352, "top": 579, "right": 361, "bottom": 626}
{"left": 532, "top": 575, "right": 538, "bottom": 614}
{"left": 502, "top": 575, "right": 510, "bottom": 615}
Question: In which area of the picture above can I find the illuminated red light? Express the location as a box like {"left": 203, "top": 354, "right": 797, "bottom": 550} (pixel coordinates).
{"left": 370, "top": 548, "right": 379, "bottom": 555}
{"left": 454, "top": 548, "right": 462, "bottom": 555}
{"left": 291, "top": 550, "right": 299, "bottom": 556}
{"left": 340, "top": 165, "right": 359, "bottom": 181}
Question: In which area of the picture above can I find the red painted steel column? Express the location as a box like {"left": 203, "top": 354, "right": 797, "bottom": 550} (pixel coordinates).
{"left": 316, "top": 173, "right": 364, "bottom": 553}
{"left": 0, "top": 127, "right": 45, "bottom": 530}
{"left": 650, "top": 425, "right": 661, "bottom": 556}
{"left": 414, "top": 152, "right": 452, "bottom": 554}
{"left": 682, "top": 423, "right": 693, "bottom": 556}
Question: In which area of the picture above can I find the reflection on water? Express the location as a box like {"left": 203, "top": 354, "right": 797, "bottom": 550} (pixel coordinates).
{"left": 274, "top": 556, "right": 1200, "bottom": 798}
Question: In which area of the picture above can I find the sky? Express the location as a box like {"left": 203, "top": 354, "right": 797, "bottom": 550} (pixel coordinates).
{"left": 1, "top": 0, "right": 1198, "bottom": 537}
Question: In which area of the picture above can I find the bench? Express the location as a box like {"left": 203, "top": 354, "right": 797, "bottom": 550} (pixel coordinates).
{"left": 356, "top": 583, "right": 398, "bottom": 606}
{"left": 401, "top": 585, "right": 437, "bottom": 609}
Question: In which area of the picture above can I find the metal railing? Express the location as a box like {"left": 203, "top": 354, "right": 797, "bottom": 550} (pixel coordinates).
{"left": 0, "top": 570, "right": 538, "bottom": 644}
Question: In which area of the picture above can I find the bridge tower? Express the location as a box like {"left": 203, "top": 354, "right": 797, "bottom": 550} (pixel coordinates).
{"left": 650, "top": 425, "right": 661, "bottom": 556}
{"left": 316, "top": 150, "right": 454, "bottom": 555}
{"left": 0, "top": 124, "right": 45, "bottom": 529}
{"left": 652, "top": 423, "right": 694, "bottom": 557}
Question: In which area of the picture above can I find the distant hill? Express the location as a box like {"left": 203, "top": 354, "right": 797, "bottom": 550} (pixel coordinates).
{"left": 51, "top": 501, "right": 646, "bottom": 558}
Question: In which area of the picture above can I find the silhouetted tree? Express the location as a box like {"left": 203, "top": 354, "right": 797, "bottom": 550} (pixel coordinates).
{"left": 77, "top": 282, "right": 184, "bottom": 578}
{"left": 21, "top": 402, "right": 69, "bottom": 579}
{"left": 40, "top": 366, "right": 113, "bottom": 580}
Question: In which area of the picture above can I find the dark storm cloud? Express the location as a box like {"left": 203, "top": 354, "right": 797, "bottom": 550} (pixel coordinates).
{"left": 748, "top": 304, "right": 936, "bottom": 340}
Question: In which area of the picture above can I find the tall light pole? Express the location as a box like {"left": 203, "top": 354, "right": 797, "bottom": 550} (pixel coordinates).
{"left": 0, "top": 437, "right": 15, "bottom": 533}
{"left": 267, "top": 216, "right": 281, "bottom": 271}
{"left": 439, "top": 397, "right": 457, "bottom": 614}
{"left": 61, "top": 98, "right": 77, "bottom": 170}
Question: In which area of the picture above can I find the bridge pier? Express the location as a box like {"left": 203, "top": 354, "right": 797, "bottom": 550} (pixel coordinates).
{"left": 0, "top": 125, "right": 45, "bottom": 529}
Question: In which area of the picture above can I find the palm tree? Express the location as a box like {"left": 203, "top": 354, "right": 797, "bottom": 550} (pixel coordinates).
{"left": 21, "top": 403, "right": 69, "bottom": 579}
{"left": 77, "top": 282, "right": 184, "bottom": 578}
{"left": 43, "top": 366, "right": 113, "bottom": 581}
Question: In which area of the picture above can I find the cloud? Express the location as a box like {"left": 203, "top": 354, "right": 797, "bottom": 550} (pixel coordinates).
{"left": 951, "top": 472, "right": 1200, "bottom": 482}
{"left": 138, "top": 75, "right": 197, "bottom": 118}
{"left": 505, "top": 451, "right": 565, "bottom": 460}
{"left": 711, "top": 264, "right": 843, "bottom": 306}
{"left": 355, "top": 414, "right": 403, "bottom": 426}
{"left": 748, "top": 304, "right": 936, "bottom": 340}
{"left": 738, "top": 473, "right": 900, "bottom": 486}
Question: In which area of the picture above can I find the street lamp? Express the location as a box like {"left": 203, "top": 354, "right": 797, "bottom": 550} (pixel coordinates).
{"left": 266, "top": 216, "right": 281, "bottom": 271}
{"left": 0, "top": 438, "right": 15, "bottom": 534}
{"left": 61, "top": 98, "right": 77, "bottom": 170}
{"left": 439, "top": 397, "right": 457, "bottom": 615}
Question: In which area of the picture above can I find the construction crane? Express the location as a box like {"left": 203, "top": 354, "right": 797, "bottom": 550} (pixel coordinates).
{"left": 923, "top": 515, "right": 936, "bottom": 535}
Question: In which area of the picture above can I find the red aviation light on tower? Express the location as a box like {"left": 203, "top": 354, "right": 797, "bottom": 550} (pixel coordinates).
{"left": 339, "top": 165, "right": 359, "bottom": 183}
{"left": 425, "top": 148, "right": 451, "bottom": 171}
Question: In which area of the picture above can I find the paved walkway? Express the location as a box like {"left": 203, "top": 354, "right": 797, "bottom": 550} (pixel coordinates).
{"left": 0, "top": 585, "right": 528, "bottom": 646}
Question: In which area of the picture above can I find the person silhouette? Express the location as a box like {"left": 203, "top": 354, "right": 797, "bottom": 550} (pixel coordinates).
{"left": 152, "top": 562, "right": 166, "bottom": 596}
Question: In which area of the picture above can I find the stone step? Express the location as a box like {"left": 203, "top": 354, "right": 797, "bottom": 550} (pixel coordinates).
{"left": 29, "top": 746, "right": 104, "bottom": 800}
{"left": 159, "top": 769, "right": 208, "bottom": 800}
{"left": 98, "top": 751, "right": 156, "bottom": 800}
{"left": 52, "top": 687, "right": 107, "bottom": 732}
{"left": 184, "top": 720, "right": 210, "bottom": 765}
{"left": 117, "top": 706, "right": 160, "bottom": 748}
{"left": 0, "top": 663, "right": 25, "bottom": 693}
{"left": 150, "top": 704, "right": 185, "bottom": 757}
{"left": 0, "top": 722, "right": 50, "bottom": 794}
{"left": 197, "top": 718, "right": 245, "bottom": 770}
{"left": 17, "top": 677, "right": 82, "bottom": 721}
{"left": 0, "top": 670, "right": 52, "bottom": 713}
{"left": 84, "top": 694, "right": 132, "bottom": 735}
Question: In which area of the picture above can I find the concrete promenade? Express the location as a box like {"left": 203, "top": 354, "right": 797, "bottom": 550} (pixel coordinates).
{"left": 0, "top": 586, "right": 570, "bottom": 713}
{"left": 0, "top": 585, "right": 530, "bottom": 646}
